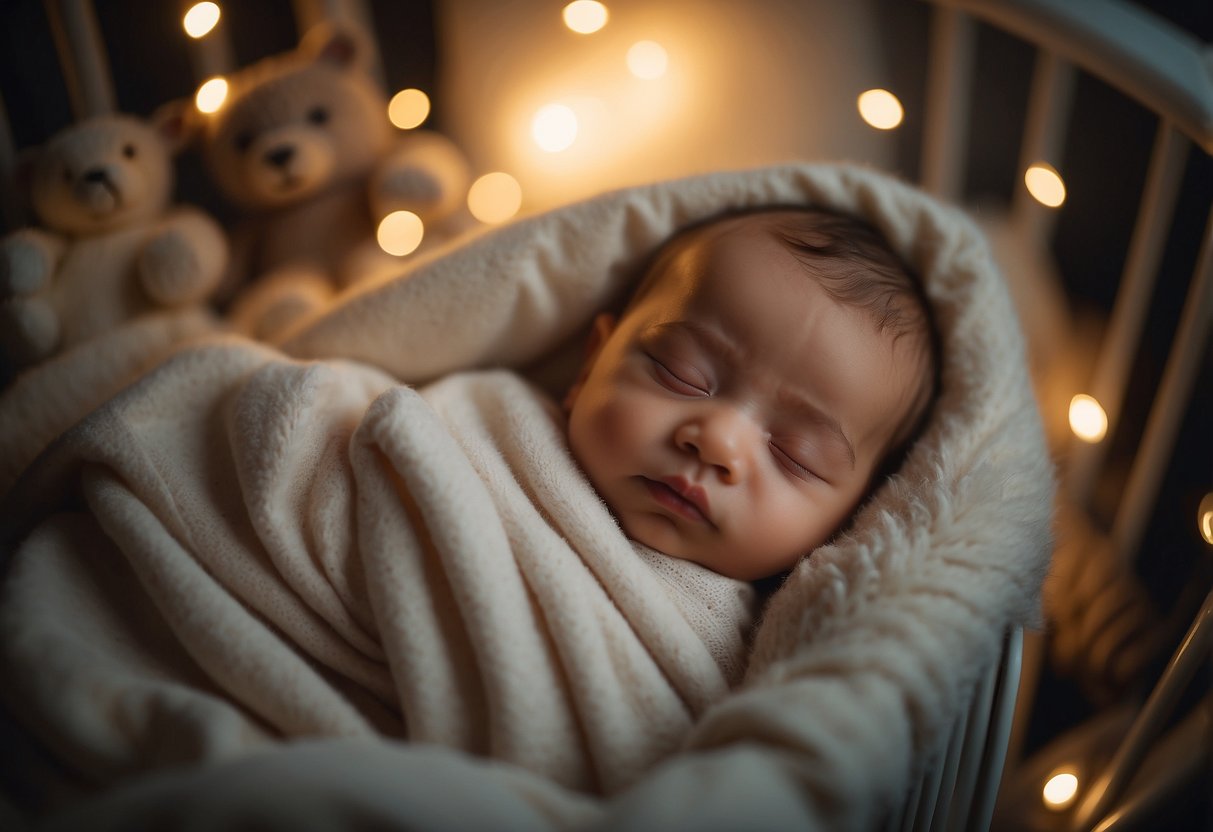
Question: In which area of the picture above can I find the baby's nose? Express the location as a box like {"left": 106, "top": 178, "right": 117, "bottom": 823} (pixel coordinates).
{"left": 674, "top": 409, "right": 754, "bottom": 482}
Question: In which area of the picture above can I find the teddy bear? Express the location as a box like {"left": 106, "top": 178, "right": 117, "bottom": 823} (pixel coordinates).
{"left": 0, "top": 109, "right": 228, "bottom": 372}
{"left": 195, "top": 21, "right": 473, "bottom": 340}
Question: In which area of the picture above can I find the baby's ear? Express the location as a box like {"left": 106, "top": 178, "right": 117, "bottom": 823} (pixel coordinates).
{"left": 563, "top": 313, "right": 616, "bottom": 412}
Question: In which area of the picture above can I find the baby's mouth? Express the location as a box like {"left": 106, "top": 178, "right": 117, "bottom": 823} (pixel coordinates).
{"left": 642, "top": 476, "right": 714, "bottom": 526}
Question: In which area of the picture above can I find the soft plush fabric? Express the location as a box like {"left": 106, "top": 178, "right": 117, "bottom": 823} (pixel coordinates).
{"left": 0, "top": 162, "right": 1054, "bottom": 831}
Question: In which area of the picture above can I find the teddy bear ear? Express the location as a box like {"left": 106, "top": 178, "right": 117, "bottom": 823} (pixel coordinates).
{"left": 300, "top": 21, "right": 368, "bottom": 71}
{"left": 151, "top": 99, "right": 199, "bottom": 156}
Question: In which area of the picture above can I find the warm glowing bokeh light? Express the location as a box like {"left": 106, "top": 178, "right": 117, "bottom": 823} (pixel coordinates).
{"left": 1042, "top": 769, "right": 1080, "bottom": 810}
{"left": 195, "top": 77, "right": 228, "bottom": 113}
{"left": 1069, "top": 394, "right": 1108, "bottom": 443}
{"left": 532, "top": 104, "right": 579, "bottom": 152}
{"left": 857, "top": 88, "right": 903, "bottom": 130}
{"left": 1199, "top": 493, "right": 1213, "bottom": 545}
{"left": 562, "top": 1, "right": 608, "bottom": 34}
{"left": 1026, "top": 162, "right": 1067, "bottom": 207}
{"left": 183, "top": 2, "right": 221, "bottom": 38}
{"left": 627, "top": 41, "right": 668, "bottom": 80}
{"left": 468, "top": 172, "right": 523, "bottom": 224}
{"left": 377, "top": 211, "right": 425, "bottom": 256}
{"left": 388, "top": 88, "right": 431, "bottom": 129}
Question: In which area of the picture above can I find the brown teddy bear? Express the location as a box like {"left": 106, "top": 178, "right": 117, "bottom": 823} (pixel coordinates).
{"left": 196, "top": 22, "right": 473, "bottom": 340}
{"left": 0, "top": 110, "right": 228, "bottom": 370}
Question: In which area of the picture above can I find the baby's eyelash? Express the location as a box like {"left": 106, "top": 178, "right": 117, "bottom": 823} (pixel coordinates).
{"left": 648, "top": 355, "right": 709, "bottom": 396}
{"left": 770, "top": 443, "right": 820, "bottom": 482}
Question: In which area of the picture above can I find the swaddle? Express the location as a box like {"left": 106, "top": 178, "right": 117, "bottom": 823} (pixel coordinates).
{"left": 0, "top": 162, "right": 1053, "bottom": 831}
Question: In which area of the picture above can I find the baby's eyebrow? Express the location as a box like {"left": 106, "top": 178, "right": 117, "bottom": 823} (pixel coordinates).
{"left": 649, "top": 320, "right": 742, "bottom": 364}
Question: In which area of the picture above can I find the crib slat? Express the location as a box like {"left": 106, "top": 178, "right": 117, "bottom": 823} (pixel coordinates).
{"left": 932, "top": 658, "right": 993, "bottom": 832}
{"left": 1110, "top": 207, "right": 1213, "bottom": 566}
{"left": 934, "top": 0, "right": 1213, "bottom": 153}
{"left": 1070, "top": 587, "right": 1213, "bottom": 829}
{"left": 963, "top": 627, "right": 1023, "bottom": 832}
{"left": 1011, "top": 50, "right": 1074, "bottom": 247}
{"left": 1066, "top": 123, "right": 1189, "bottom": 506}
{"left": 43, "top": 0, "right": 115, "bottom": 119}
{"left": 921, "top": 7, "right": 975, "bottom": 202}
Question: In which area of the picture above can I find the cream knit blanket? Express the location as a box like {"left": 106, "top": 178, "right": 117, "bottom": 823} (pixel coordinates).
{"left": 0, "top": 162, "right": 1054, "bottom": 831}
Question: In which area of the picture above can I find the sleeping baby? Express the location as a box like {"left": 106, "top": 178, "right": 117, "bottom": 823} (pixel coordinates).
{"left": 565, "top": 206, "right": 938, "bottom": 583}
{"left": 0, "top": 195, "right": 941, "bottom": 807}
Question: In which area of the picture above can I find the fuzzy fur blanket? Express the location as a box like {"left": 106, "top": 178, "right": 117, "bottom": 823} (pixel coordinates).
{"left": 0, "top": 162, "right": 1053, "bottom": 831}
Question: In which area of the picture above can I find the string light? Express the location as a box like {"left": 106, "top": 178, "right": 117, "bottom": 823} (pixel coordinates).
{"left": 1069, "top": 394, "right": 1108, "bottom": 443}
{"left": 627, "top": 41, "right": 668, "bottom": 80}
{"left": 562, "top": 1, "right": 608, "bottom": 35}
{"left": 183, "top": 2, "right": 221, "bottom": 38}
{"left": 1199, "top": 493, "right": 1213, "bottom": 546}
{"left": 532, "top": 104, "right": 579, "bottom": 152}
{"left": 194, "top": 77, "right": 228, "bottom": 113}
{"left": 1042, "top": 768, "right": 1080, "bottom": 810}
{"left": 468, "top": 172, "right": 523, "bottom": 224}
{"left": 1026, "top": 162, "right": 1066, "bottom": 207}
{"left": 857, "top": 89, "right": 903, "bottom": 130}
{"left": 377, "top": 211, "right": 425, "bottom": 256}
{"left": 389, "top": 88, "right": 431, "bottom": 130}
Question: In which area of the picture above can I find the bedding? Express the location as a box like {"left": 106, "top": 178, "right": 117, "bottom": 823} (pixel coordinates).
{"left": 0, "top": 162, "right": 1054, "bottom": 830}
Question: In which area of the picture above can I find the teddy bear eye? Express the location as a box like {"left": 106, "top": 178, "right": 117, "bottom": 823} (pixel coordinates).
{"left": 307, "top": 107, "right": 329, "bottom": 126}
{"left": 122, "top": 143, "right": 136, "bottom": 159}
{"left": 234, "top": 130, "right": 254, "bottom": 152}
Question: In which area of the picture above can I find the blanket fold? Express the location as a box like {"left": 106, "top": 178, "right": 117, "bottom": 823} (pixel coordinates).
{"left": 3, "top": 344, "right": 754, "bottom": 797}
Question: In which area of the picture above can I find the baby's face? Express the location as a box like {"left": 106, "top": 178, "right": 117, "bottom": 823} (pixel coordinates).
{"left": 566, "top": 213, "right": 925, "bottom": 580}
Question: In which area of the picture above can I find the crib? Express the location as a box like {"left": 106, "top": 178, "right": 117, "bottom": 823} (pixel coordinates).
{"left": 0, "top": 1, "right": 1209, "bottom": 831}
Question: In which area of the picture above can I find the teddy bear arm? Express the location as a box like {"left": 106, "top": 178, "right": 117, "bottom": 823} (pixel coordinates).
{"left": 138, "top": 208, "right": 230, "bottom": 307}
{"left": 370, "top": 133, "right": 471, "bottom": 222}
{"left": 0, "top": 296, "right": 60, "bottom": 366}
{"left": 0, "top": 228, "right": 67, "bottom": 297}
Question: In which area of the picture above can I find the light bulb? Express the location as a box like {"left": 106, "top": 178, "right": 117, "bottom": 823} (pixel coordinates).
{"left": 388, "top": 88, "right": 430, "bottom": 130}
{"left": 532, "top": 104, "right": 578, "bottom": 152}
{"left": 627, "top": 41, "right": 668, "bottom": 80}
{"left": 1069, "top": 394, "right": 1108, "bottom": 443}
{"left": 183, "top": 2, "right": 221, "bottom": 38}
{"left": 468, "top": 172, "right": 523, "bottom": 224}
{"left": 857, "top": 89, "right": 903, "bottom": 130}
{"left": 1042, "top": 768, "right": 1080, "bottom": 810}
{"left": 1026, "top": 163, "right": 1066, "bottom": 208}
{"left": 195, "top": 77, "right": 228, "bottom": 113}
{"left": 377, "top": 211, "right": 424, "bottom": 256}
{"left": 1199, "top": 493, "right": 1213, "bottom": 546}
{"left": 563, "top": 1, "right": 608, "bottom": 34}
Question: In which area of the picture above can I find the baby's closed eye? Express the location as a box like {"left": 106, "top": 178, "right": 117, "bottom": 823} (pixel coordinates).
{"left": 647, "top": 354, "right": 711, "bottom": 396}
{"left": 769, "top": 439, "right": 826, "bottom": 482}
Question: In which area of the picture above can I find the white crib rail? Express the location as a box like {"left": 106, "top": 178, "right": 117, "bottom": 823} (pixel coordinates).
{"left": 914, "top": 1, "right": 1212, "bottom": 830}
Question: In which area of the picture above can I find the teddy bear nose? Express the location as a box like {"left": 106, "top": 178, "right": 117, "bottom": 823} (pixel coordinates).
{"left": 265, "top": 146, "right": 295, "bottom": 169}
{"left": 82, "top": 167, "right": 110, "bottom": 184}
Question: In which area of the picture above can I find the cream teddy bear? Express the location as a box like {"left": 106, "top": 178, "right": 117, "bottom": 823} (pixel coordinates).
{"left": 0, "top": 111, "right": 227, "bottom": 370}
{"left": 197, "top": 22, "right": 472, "bottom": 340}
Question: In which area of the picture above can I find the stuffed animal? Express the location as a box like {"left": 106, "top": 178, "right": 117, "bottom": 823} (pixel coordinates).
{"left": 196, "top": 22, "right": 473, "bottom": 340}
{"left": 0, "top": 111, "right": 228, "bottom": 370}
